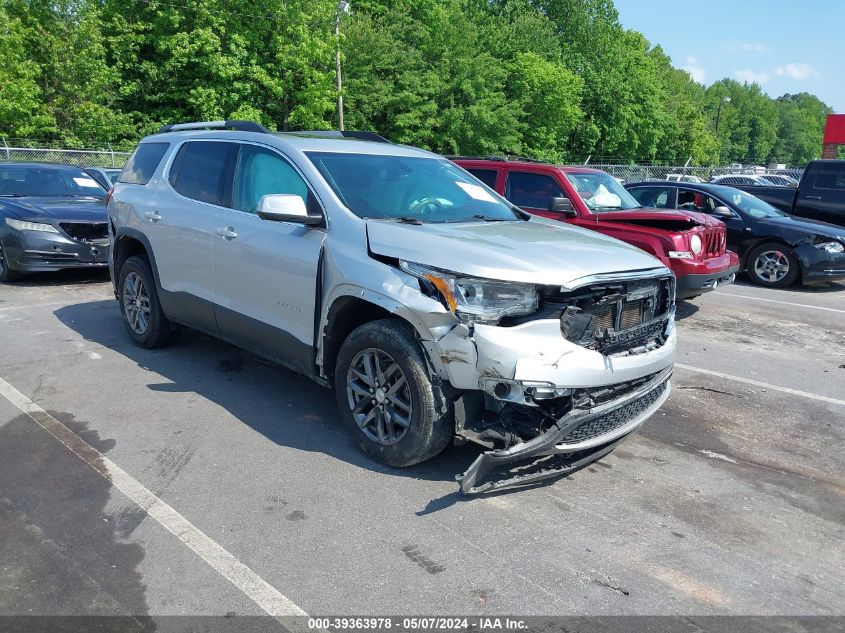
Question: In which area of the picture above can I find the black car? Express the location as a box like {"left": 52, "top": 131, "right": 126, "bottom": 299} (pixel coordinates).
{"left": 0, "top": 163, "right": 109, "bottom": 281}
{"left": 625, "top": 181, "right": 845, "bottom": 288}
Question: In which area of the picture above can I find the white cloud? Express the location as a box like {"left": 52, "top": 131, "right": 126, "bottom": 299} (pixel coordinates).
{"left": 775, "top": 63, "right": 819, "bottom": 80}
{"left": 682, "top": 56, "right": 706, "bottom": 83}
{"left": 733, "top": 69, "right": 770, "bottom": 84}
{"left": 740, "top": 42, "right": 767, "bottom": 52}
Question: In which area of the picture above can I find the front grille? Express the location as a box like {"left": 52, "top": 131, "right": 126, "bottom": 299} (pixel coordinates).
{"left": 560, "top": 379, "right": 668, "bottom": 444}
{"left": 702, "top": 226, "right": 725, "bottom": 257}
{"left": 60, "top": 222, "right": 108, "bottom": 241}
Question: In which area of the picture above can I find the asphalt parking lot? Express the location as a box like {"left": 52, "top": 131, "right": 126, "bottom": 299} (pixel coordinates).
{"left": 0, "top": 272, "right": 843, "bottom": 618}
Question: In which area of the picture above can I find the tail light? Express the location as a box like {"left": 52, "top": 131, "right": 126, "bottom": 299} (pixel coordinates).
{"left": 105, "top": 187, "right": 114, "bottom": 206}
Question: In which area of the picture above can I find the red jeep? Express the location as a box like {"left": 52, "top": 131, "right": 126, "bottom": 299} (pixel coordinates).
{"left": 453, "top": 158, "right": 740, "bottom": 299}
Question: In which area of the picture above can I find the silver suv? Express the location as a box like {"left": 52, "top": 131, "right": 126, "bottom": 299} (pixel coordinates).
{"left": 108, "top": 121, "right": 676, "bottom": 493}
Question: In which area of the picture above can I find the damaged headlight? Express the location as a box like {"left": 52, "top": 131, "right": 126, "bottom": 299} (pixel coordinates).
{"left": 400, "top": 260, "right": 538, "bottom": 324}
{"left": 815, "top": 241, "right": 844, "bottom": 254}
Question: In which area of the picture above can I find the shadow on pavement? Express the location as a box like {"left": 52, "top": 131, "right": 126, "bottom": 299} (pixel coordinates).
{"left": 0, "top": 410, "right": 150, "bottom": 622}
{"left": 731, "top": 276, "right": 845, "bottom": 294}
{"left": 3, "top": 268, "right": 110, "bottom": 288}
{"left": 54, "top": 300, "right": 485, "bottom": 495}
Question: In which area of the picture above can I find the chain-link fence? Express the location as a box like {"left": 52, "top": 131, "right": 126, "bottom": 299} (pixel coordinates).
{"left": 576, "top": 163, "right": 804, "bottom": 184}
{"left": 0, "top": 145, "right": 131, "bottom": 168}
{"left": 1, "top": 141, "right": 806, "bottom": 183}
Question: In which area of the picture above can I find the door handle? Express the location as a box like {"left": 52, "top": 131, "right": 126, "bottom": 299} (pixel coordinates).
{"left": 143, "top": 210, "right": 161, "bottom": 222}
{"left": 804, "top": 195, "right": 822, "bottom": 200}
{"left": 214, "top": 226, "right": 238, "bottom": 240}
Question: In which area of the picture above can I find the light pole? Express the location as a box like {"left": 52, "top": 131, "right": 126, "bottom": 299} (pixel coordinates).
{"left": 715, "top": 96, "right": 731, "bottom": 134}
{"left": 335, "top": 1, "right": 351, "bottom": 131}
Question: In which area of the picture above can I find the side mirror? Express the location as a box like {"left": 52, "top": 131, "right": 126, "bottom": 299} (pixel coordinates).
{"left": 257, "top": 194, "right": 321, "bottom": 225}
{"left": 712, "top": 205, "right": 733, "bottom": 219}
{"left": 548, "top": 197, "right": 576, "bottom": 217}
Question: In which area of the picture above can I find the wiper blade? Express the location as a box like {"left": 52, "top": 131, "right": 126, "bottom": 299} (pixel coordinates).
{"left": 471, "top": 214, "right": 503, "bottom": 222}
{"left": 0, "top": 194, "right": 26, "bottom": 198}
{"left": 375, "top": 216, "right": 424, "bottom": 225}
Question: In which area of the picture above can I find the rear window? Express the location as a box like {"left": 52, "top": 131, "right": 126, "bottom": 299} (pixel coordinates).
{"left": 119, "top": 142, "right": 169, "bottom": 185}
{"left": 168, "top": 141, "right": 236, "bottom": 206}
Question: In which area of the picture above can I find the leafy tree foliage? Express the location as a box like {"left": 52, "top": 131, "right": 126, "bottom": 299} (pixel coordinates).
{"left": 0, "top": 0, "right": 833, "bottom": 165}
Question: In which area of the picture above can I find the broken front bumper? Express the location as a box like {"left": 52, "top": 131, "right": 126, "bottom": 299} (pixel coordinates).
{"left": 456, "top": 366, "right": 672, "bottom": 494}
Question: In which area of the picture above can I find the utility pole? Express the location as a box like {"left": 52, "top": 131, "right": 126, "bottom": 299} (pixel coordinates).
{"left": 335, "top": 1, "right": 351, "bottom": 131}
{"left": 715, "top": 96, "right": 731, "bottom": 134}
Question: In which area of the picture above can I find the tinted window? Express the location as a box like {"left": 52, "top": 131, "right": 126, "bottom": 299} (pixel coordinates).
{"left": 811, "top": 166, "right": 845, "bottom": 191}
{"left": 169, "top": 141, "right": 236, "bottom": 206}
{"left": 467, "top": 168, "right": 498, "bottom": 189}
{"left": 233, "top": 145, "right": 309, "bottom": 214}
{"left": 677, "top": 188, "right": 719, "bottom": 214}
{"left": 119, "top": 142, "right": 169, "bottom": 185}
{"left": 629, "top": 186, "right": 671, "bottom": 208}
{"left": 506, "top": 172, "right": 565, "bottom": 209}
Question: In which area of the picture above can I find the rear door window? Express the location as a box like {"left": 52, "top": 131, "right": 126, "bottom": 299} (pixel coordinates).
{"left": 466, "top": 168, "right": 498, "bottom": 189}
{"left": 810, "top": 165, "right": 845, "bottom": 191}
{"left": 168, "top": 141, "right": 237, "bottom": 206}
{"left": 119, "top": 142, "right": 169, "bottom": 185}
{"left": 505, "top": 171, "right": 565, "bottom": 209}
{"left": 629, "top": 186, "right": 671, "bottom": 208}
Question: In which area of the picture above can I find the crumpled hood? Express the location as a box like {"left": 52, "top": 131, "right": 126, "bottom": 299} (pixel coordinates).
{"left": 367, "top": 218, "right": 667, "bottom": 286}
{"left": 763, "top": 214, "right": 845, "bottom": 240}
{"left": 592, "top": 208, "right": 721, "bottom": 230}
{"left": 1, "top": 196, "right": 107, "bottom": 223}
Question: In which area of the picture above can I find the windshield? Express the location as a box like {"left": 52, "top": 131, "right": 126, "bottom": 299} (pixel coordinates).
{"left": 563, "top": 171, "right": 641, "bottom": 211}
{"left": 712, "top": 185, "right": 787, "bottom": 218}
{"left": 0, "top": 166, "right": 106, "bottom": 198}
{"left": 306, "top": 152, "right": 519, "bottom": 223}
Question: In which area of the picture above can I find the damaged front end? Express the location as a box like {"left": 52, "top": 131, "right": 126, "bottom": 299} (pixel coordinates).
{"left": 428, "top": 272, "right": 677, "bottom": 494}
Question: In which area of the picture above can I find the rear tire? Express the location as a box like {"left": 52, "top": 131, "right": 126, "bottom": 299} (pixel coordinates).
{"left": 0, "top": 241, "right": 21, "bottom": 282}
{"left": 334, "top": 319, "right": 453, "bottom": 467}
{"left": 118, "top": 255, "right": 177, "bottom": 348}
{"left": 746, "top": 242, "right": 799, "bottom": 288}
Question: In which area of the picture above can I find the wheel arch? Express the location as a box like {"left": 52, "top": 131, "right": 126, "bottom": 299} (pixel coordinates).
{"left": 740, "top": 237, "right": 794, "bottom": 271}
{"left": 113, "top": 229, "right": 162, "bottom": 290}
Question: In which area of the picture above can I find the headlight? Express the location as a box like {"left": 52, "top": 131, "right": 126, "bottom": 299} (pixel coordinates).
{"left": 689, "top": 234, "right": 703, "bottom": 255}
{"left": 5, "top": 218, "right": 59, "bottom": 233}
{"left": 400, "top": 260, "right": 538, "bottom": 324}
{"left": 815, "top": 241, "right": 844, "bottom": 254}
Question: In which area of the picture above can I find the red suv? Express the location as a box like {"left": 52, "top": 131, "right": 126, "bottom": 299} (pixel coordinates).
{"left": 453, "top": 158, "right": 740, "bottom": 299}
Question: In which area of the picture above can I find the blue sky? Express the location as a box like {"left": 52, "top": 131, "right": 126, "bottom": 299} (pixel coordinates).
{"left": 613, "top": 0, "right": 844, "bottom": 112}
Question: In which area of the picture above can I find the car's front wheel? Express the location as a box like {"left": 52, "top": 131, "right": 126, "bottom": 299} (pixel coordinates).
{"left": 0, "top": 241, "right": 20, "bottom": 282}
{"left": 746, "top": 242, "right": 800, "bottom": 288}
{"left": 118, "top": 255, "right": 177, "bottom": 348}
{"left": 334, "top": 319, "right": 453, "bottom": 467}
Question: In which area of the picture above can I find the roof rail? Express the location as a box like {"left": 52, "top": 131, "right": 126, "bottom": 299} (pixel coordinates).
{"left": 284, "top": 130, "right": 391, "bottom": 144}
{"left": 446, "top": 154, "right": 545, "bottom": 163}
{"left": 157, "top": 120, "right": 270, "bottom": 134}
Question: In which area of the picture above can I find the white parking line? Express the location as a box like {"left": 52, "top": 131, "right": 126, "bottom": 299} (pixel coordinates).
{"left": 0, "top": 375, "right": 307, "bottom": 617}
{"left": 713, "top": 292, "right": 845, "bottom": 315}
{"left": 675, "top": 364, "right": 845, "bottom": 407}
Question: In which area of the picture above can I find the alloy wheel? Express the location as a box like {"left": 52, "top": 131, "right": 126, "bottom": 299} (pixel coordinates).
{"left": 122, "top": 271, "right": 151, "bottom": 335}
{"left": 0, "top": 243, "right": 6, "bottom": 276}
{"left": 346, "top": 348, "right": 413, "bottom": 446}
{"left": 754, "top": 250, "right": 790, "bottom": 283}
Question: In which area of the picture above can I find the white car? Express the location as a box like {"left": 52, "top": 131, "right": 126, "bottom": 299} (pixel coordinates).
{"left": 666, "top": 174, "right": 704, "bottom": 183}
{"left": 711, "top": 174, "right": 777, "bottom": 186}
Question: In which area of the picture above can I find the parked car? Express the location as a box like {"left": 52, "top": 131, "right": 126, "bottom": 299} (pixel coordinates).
{"left": 452, "top": 158, "right": 739, "bottom": 299}
{"left": 667, "top": 174, "right": 704, "bottom": 183}
{"left": 84, "top": 166, "right": 122, "bottom": 190}
{"left": 729, "top": 160, "right": 845, "bottom": 227}
{"left": 0, "top": 162, "right": 109, "bottom": 281}
{"left": 625, "top": 181, "right": 845, "bottom": 287}
{"left": 758, "top": 174, "right": 798, "bottom": 188}
{"left": 710, "top": 174, "right": 778, "bottom": 186}
{"left": 109, "top": 121, "right": 677, "bottom": 494}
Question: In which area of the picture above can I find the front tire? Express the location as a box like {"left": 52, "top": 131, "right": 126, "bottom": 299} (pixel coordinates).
{"left": 118, "top": 255, "right": 177, "bottom": 348}
{"left": 746, "top": 242, "right": 799, "bottom": 288}
{"left": 0, "top": 241, "right": 21, "bottom": 282}
{"left": 334, "top": 319, "right": 453, "bottom": 467}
